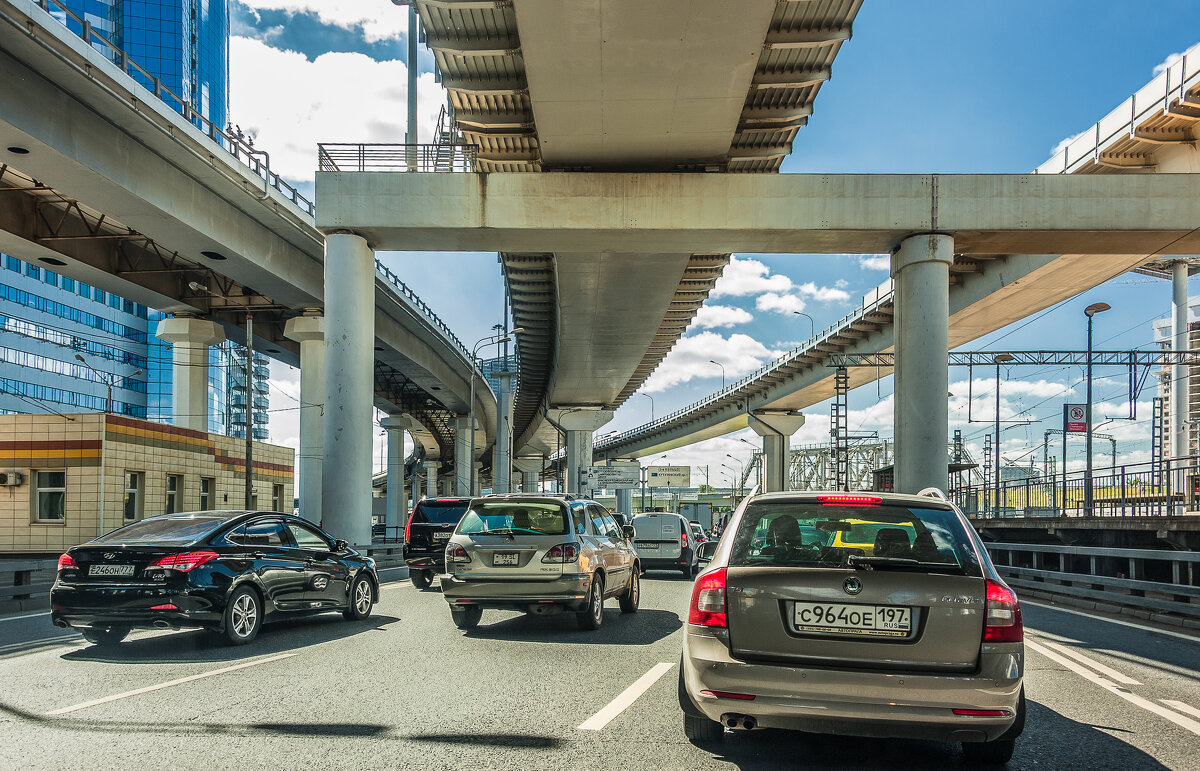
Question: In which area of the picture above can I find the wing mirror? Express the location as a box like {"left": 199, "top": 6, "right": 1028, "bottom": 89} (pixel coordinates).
{"left": 333, "top": 539, "right": 349, "bottom": 552}
{"left": 696, "top": 540, "right": 718, "bottom": 565}
{"left": 622, "top": 525, "right": 636, "bottom": 540}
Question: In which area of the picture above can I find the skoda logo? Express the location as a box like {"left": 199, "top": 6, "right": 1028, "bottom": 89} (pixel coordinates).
{"left": 103, "top": 552, "right": 116, "bottom": 561}
{"left": 843, "top": 577, "right": 863, "bottom": 595}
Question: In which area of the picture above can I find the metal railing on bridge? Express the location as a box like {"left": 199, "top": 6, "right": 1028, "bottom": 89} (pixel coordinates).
{"left": 35, "top": 0, "right": 316, "bottom": 216}
{"left": 318, "top": 143, "right": 478, "bottom": 173}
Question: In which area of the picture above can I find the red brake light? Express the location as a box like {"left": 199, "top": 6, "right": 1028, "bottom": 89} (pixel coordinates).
{"left": 404, "top": 512, "right": 413, "bottom": 543}
{"left": 816, "top": 494, "right": 882, "bottom": 506}
{"left": 150, "top": 551, "right": 219, "bottom": 572}
{"left": 446, "top": 544, "right": 471, "bottom": 563}
{"left": 681, "top": 530, "right": 689, "bottom": 548}
{"left": 541, "top": 543, "right": 580, "bottom": 563}
{"left": 953, "top": 709, "right": 1010, "bottom": 716}
{"left": 983, "top": 579, "right": 1023, "bottom": 642}
{"left": 700, "top": 690, "right": 756, "bottom": 701}
{"left": 150, "top": 603, "right": 178, "bottom": 610}
{"left": 688, "top": 568, "right": 727, "bottom": 628}
{"left": 57, "top": 553, "right": 76, "bottom": 571}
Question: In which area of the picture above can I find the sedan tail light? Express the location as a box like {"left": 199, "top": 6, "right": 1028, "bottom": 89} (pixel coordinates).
{"left": 446, "top": 544, "right": 471, "bottom": 564}
{"left": 541, "top": 544, "right": 580, "bottom": 563}
{"left": 57, "top": 553, "right": 76, "bottom": 572}
{"left": 983, "top": 579, "right": 1023, "bottom": 643}
{"left": 149, "top": 551, "right": 219, "bottom": 572}
{"left": 688, "top": 568, "right": 727, "bottom": 628}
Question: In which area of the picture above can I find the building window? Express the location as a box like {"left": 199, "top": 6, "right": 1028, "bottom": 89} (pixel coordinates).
{"left": 200, "top": 477, "right": 213, "bottom": 510}
{"left": 4, "top": 256, "right": 18, "bottom": 272}
{"left": 165, "top": 474, "right": 182, "bottom": 515}
{"left": 123, "top": 472, "right": 142, "bottom": 521}
{"left": 43, "top": 270, "right": 58, "bottom": 287}
{"left": 34, "top": 471, "right": 66, "bottom": 522}
{"left": 61, "top": 277, "right": 75, "bottom": 292}
{"left": 94, "top": 289, "right": 106, "bottom": 304}
{"left": 77, "top": 282, "right": 90, "bottom": 299}
{"left": 272, "top": 484, "right": 283, "bottom": 512}
{"left": 25, "top": 263, "right": 39, "bottom": 279}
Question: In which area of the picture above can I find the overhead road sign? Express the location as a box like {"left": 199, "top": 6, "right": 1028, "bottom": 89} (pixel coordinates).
{"left": 585, "top": 465, "right": 641, "bottom": 489}
{"left": 646, "top": 466, "right": 690, "bottom": 488}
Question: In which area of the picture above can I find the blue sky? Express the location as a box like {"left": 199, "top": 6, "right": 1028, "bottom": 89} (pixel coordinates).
{"left": 238, "top": 0, "right": 1200, "bottom": 485}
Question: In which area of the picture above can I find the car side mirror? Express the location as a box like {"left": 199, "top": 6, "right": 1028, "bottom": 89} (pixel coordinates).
{"left": 333, "top": 539, "right": 349, "bottom": 552}
{"left": 622, "top": 525, "right": 636, "bottom": 540}
{"left": 696, "top": 541, "right": 718, "bottom": 564}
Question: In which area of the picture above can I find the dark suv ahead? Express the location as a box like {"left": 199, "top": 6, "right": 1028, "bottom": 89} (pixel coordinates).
{"left": 404, "top": 497, "right": 472, "bottom": 588}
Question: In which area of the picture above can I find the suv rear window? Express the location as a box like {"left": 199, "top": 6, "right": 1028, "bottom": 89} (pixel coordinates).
{"left": 458, "top": 501, "right": 568, "bottom": 536}
{"left": 411, "top": 499, "right": 470, "bottom": 525}
{"left": 729, "top": 501, "right": 981, "bottom": 576}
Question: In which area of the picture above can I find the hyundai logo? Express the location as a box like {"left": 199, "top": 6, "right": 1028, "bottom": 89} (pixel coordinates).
{"left": 103, "top": 552, "right": 116, "bottom": 561}
{"left": 843, "top": 576, "right": 863, "bottom": 595}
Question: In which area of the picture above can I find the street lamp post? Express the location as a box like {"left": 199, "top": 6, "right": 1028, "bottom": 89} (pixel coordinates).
{"left": 1084, "top": 303, "right": 1111, "bottom": 515}
{"left": 709, "top": 360, "right": 725, "bottom": 389}
{"left": 739, "top": 437, "right": 761, "bottom": 487}
{"left": 640, "top": 391, "right": 654, "bottom": 422}
{"left": 792, "top": 311, "right": 815, "bottom": 341}
{"left": 726, "top": 454, "right": 744, "bottom": 499}
{"left": 74, "top": 355, "right": 143, "bottom": 414}
{"left": 992, "top": 353, "right": 1015, "bottom": 516}
{"left": 468, "top": 328, "right": 522, "bottom": 494}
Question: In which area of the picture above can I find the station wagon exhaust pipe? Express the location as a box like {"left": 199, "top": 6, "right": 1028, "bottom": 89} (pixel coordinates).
{"left": 721, "top": 714, "right": 757, "bottom": 730}
{"left": 53, "top": 619, "right": 69, "bottom": 628}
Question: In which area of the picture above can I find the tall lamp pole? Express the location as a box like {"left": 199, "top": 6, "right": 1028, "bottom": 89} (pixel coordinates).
{"left": 640, "top": 391, "right": 654, "bottom": 421}
{"left": 468, "top": 328, "right": 522, "bottom": 495}
{"left": 709, "top": 359, "right": 725, "bottom": 389}
{"left": 74, "top": 355, "right": 142, "bottom": 414}
{"left": 1084, "top": 302, "right": 1111, "bottom": 515}
{"left": 992, "top": 354, "right": 1014, "bottom": 516}
{"left": 792, "top": 311, "right": 815, "bottom": 340}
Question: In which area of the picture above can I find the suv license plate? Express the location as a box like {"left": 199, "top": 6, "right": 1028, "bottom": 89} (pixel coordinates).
{"left": 433, "top": 532, "right": 450, "bottom": 542}
{"left": 492, "top": 552, "right": 520, "bottom": 567}
{"left": 792, "top": 602, "right": 910, "bottom": 637}
{"left": 88, "top": 564, "right": 135, "bottom": 577}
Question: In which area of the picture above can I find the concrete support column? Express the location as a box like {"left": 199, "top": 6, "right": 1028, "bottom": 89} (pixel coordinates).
{"left": 423, "top": 461, "right": 438, "bottom": 501}
{"left": 155, "top": 316, "right": 225, "bottom": 431}
{"left": 514, "top": 456, "right": 544, "bottom": 494}
{"left": 411, "top": 476, "right": 420, "bottom": 507}
{"left": 474, "top": 462, "right": 485, "bottom": 496}
{"left": 892, "top": 234, "right": 953, "bottom": 494}
{"left": 379, "top": 415, "right": 409, "bottom": 539}
{"left": 454, "top": 415, "right": 473, "bottom": 496}
{"left": 493, "top": 372, "right": 516, "bottom": 493}
{"left": 284, "top": 312, "right": 324, "bottom": 522}
{"left": 1172, "top": 261, "right": 1189, "bottom": 489}
{"left": 548, "top": 408, "right": 614, "bottom": 494}
{"left": 442, "top": 478, "right": 453, "bottom": 496}
{"left": 322, "top": 232, "right": 375, "bottom": 544}
{"left": 749, "top": 411, "right": 806, "bottom": 492}
{"left": 615, "top": 488, "right": 633, "bottom": 516}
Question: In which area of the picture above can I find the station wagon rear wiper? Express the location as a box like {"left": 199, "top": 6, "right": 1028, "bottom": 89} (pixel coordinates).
{"left": 847, "top": 555, "right": 920, "bottom": 570}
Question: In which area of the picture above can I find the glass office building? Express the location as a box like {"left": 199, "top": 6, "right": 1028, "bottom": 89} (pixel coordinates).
{"left": 0, "top": 1, "right": 256, "bottom": 435}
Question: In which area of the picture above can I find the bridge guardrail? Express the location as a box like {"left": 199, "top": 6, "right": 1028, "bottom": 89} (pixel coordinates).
{"left": 318, "top": 143, "right": 478, "bottom": 173}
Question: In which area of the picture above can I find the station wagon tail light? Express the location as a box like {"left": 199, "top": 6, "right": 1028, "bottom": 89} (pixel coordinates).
{"left": 688, "top": 568, "right": 727, "bottom": 628}
{"left": 446, "top": 544, "right": 471, "bottom": 563}
{"left": 541, "top": 544, "right": 580, "bottom": 563}
{"left": 57, "top": 553, "right": 76, "bottom": 571}
{"left": 816, "top": 494, "right": 882, "bottom": 506}
{"left": 149, "top": 551, "right": 219, "bottom": 572}
{"left": 983, "top": 580, "right": 1023, "bottom": 642}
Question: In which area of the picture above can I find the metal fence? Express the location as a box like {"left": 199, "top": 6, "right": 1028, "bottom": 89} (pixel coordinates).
{"left": 956, "top": 457, "right": 1200, "bottom": 518}
{"left": 318, "top": 143, "right": 478, "bottom": 173}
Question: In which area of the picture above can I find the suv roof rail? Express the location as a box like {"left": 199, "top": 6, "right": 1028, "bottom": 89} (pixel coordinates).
{"left": 916, "top": 487, "right": 949, "bottom": 501}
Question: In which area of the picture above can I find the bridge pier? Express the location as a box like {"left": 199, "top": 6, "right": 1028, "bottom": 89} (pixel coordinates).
{"left": 892, "top": 233, "right": 953, "bottom": 494}
{"left": 514, "top": 456, "right": 544, "bottom": 494}
{"left": 322, "top": 232, "right": 375, "bottom": 545}
{"left": 284, "top": 311, "right": 324, "bottom": 522}
{"left": 423, "top": 460, "right": 438, "bottom": 501}
{"left": 380, "top": 415, "right": 411, "bottom": 539}
{"left": 493, "top": 371, "right": 516, "bottom": 493}
{"left": 155, "top": 316, "right": 224, "bottom": 432}
{"left": 1171, "top": 260, "right": 1189, "bottom": 503}
{"left": 749, "top": 411, "right": 806, "bottom": 492}
{"left": 454, "top": 415, "right": 473, "bottom": 496}
{"left": 549, "top": 408, "right": 614, "bottom": 494}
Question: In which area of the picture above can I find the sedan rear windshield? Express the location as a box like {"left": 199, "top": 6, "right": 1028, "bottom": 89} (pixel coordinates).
{"left": 412, "top": 500, "right": 471, "bottom": 525}
{"left": 92, "top": 515, "right": 226, "bottom": 545}
{"left": 729, "top": 501, "right": 981, "bottom": 576}
{"left": 458, "top": 502, "right": 568, "bottom": 536}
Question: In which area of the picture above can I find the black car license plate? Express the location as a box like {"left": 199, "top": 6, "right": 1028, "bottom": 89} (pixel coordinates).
{"left": 88, "top": 564, "right": 135, "bottom": 577}
{"left": 433, "top": 531, "right": 450, "bottom": 542}
{"left": 492, "top": 552, "right": 520, "bottom": 567}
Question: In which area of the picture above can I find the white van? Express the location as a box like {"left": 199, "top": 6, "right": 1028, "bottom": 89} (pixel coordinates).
{"left": 631, "top": 512, "right": 697, "bottom": 576}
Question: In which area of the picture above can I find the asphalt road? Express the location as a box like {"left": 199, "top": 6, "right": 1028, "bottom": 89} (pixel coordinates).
{"left": 0, "top": 568, "right": 1197, "bottom": 770}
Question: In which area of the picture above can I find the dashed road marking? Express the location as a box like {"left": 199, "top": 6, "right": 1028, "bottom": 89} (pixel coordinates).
{"left": 1024, "top": 601, "right": 1200, "bottom": 643}
{"left": 1162, "top": 700, "right": 1200, "bottom": 721}
{"left": 578, "top": 662, "right": 675, "bottom": 731}
{"left": 1033, "top": 638, "right": 1142, "bottom": 685}
{"left": 45, "top": 652, "right": 297, "bottom": 716}
{"left": 0, "top": 611, "right": 50, "bottom": 624}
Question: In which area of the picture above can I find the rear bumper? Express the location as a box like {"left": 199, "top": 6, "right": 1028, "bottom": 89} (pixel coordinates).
{"left": 50, "top": 584, "right": 222, "bottom": 631}
{"left": 681, "top": 628, "right": 1023, "bottom": 743}
{"left": 441, "top": 572, "right": 592, "bottom": 611}
{"left": 639, "top": 545, "right": 694, "bottom": 571}
{"left": 404, "top": 552, "right": 445, "bottom": 570}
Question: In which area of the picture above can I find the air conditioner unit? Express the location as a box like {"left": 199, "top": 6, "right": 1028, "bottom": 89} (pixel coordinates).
{"left": 0, "top": 470, "right": 25, "bottom": 486}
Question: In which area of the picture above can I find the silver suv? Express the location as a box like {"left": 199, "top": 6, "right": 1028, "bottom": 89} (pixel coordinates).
{"left": 679, "top": 490, "right": 1024, "bottom": 764}
{"left": 441, "top": 495, "right": 641, "bottom": 630}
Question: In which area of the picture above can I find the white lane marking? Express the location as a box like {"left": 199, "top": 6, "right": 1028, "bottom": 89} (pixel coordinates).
{"left": 45, "top": 652, "right": 297, "bottom": 716}
{"left": 578, "top": 662, "right": 675, "bottom": 731}
{"left": 1033, "top": 638, "right": 1142, "bottom": 685}
{"left": 0, "top": 634, "right": 81, "bottom": 656}
{"left": 0, "top": 611, "right": 50, "bottom": 623}
{"left": 1026, "top": 640, "right": 1200, "bottom": 738}
{"left": 1162, "top": 700, "right": 1200, "bottom": 721}
{"left": 1024, "top": 600, "right": 1200, "bottom": 643}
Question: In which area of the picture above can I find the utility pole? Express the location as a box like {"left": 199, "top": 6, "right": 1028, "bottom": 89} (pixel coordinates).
{"left": 244, "top": 312, "right": 254, "bottom": 510}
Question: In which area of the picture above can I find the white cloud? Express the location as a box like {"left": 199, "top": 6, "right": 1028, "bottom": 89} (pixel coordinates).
{"left": 859, "top": 255, "right": 890, "bottom": 271}
{"left": 239, "top": 0, "right": 408, "bottom": 43}
{"left": 641, "top": 332, "right": 783, "bottom": 392}
{"left": 229, "top": 37, "right": 446, "bottom": 183}
{"left": 1050, "top": 130, "right": 1085, "bottom": 158}
{"left": 795, "top": 281, "right": 851, "bottom": 302}
{"left": 691, "top": 304, "right": 753, "bottom": 329}
{"left": 1154, "top": 51, "right": 1185, "bottom": 77}
{"left": 711, "top": 255, "right": 792, "bottom": 298}
{"left": 756, "top": 292, "right": 806, "bottom": 315}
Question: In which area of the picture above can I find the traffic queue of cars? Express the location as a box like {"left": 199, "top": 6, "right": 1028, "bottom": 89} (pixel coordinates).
{"left": 49, "top": 488, "right": 1022, "bottom": 764}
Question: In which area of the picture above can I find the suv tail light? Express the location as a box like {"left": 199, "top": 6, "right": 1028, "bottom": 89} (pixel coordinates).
{"left": 57, "top": 553, "right": 76, "bottom": 572}
{"left": 541, "top": 543, "right": 580, "bottom": 563}
{"left": 983, "top": 579, "right": 1023, "bottom": 642}
{"left": 150, "top": 551, "right": 219, "bottom": 572}
{"left": 688, "top": 568, "right": 727, "bottom": 628}
{"left": 681, "top": 529, "right": 689, "bottom": 549}
{"left": 817, "top": 494, "right": 882, "bottom": 506}
{"left": 446, "top": 544, "right": 471, "bottom": 564}
{"left": 404, "top": 511, "right": 414, "bottom": 543}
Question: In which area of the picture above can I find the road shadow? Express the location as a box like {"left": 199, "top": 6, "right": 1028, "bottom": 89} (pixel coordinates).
{"left": 465, "top": 608, "right": 682, "bottom": 645}
{"left": 640, "top": 570, "right": 697, "bottom": 582}
{"left": 59, "top": 613, "right": 401, "bottom": 665}
{"left": 690, "top": 699, "right": 1169, "bottom": 770}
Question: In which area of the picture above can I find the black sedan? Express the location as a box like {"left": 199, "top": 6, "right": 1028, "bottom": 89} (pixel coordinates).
{"left": 51, "top": 510, "right": 379, "bottom": 646}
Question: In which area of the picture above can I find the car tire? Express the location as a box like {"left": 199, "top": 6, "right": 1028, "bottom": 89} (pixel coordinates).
{"left": 410, "top": 568, "right": 433, "bottom": 590}
{"left": 577, "top": 574, "right": 605, "bottom": 630}
{"left": 80, "top": 626, "right": 130, "bottom": 647}
{"left": 619, "top": 568, "right": 640, "bottom": 613}
{"left": 222, "top": 585, "right": 262, "bottom": 645}
{"left": 343, "top": 573, "right": 375, "bottom": 620}
{"left": 961, "top": 739, "right": 1015, "bottom": 764}
{"left": 684, "top": 713, "right": 724, "bottom": 744}
{"left": 450, "top": 604, "right": 483, "bottom": 630}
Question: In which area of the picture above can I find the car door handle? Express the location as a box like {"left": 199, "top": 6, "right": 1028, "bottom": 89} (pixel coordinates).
{"left": 252, "top": 551, "right": 267, "bottom": 559}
